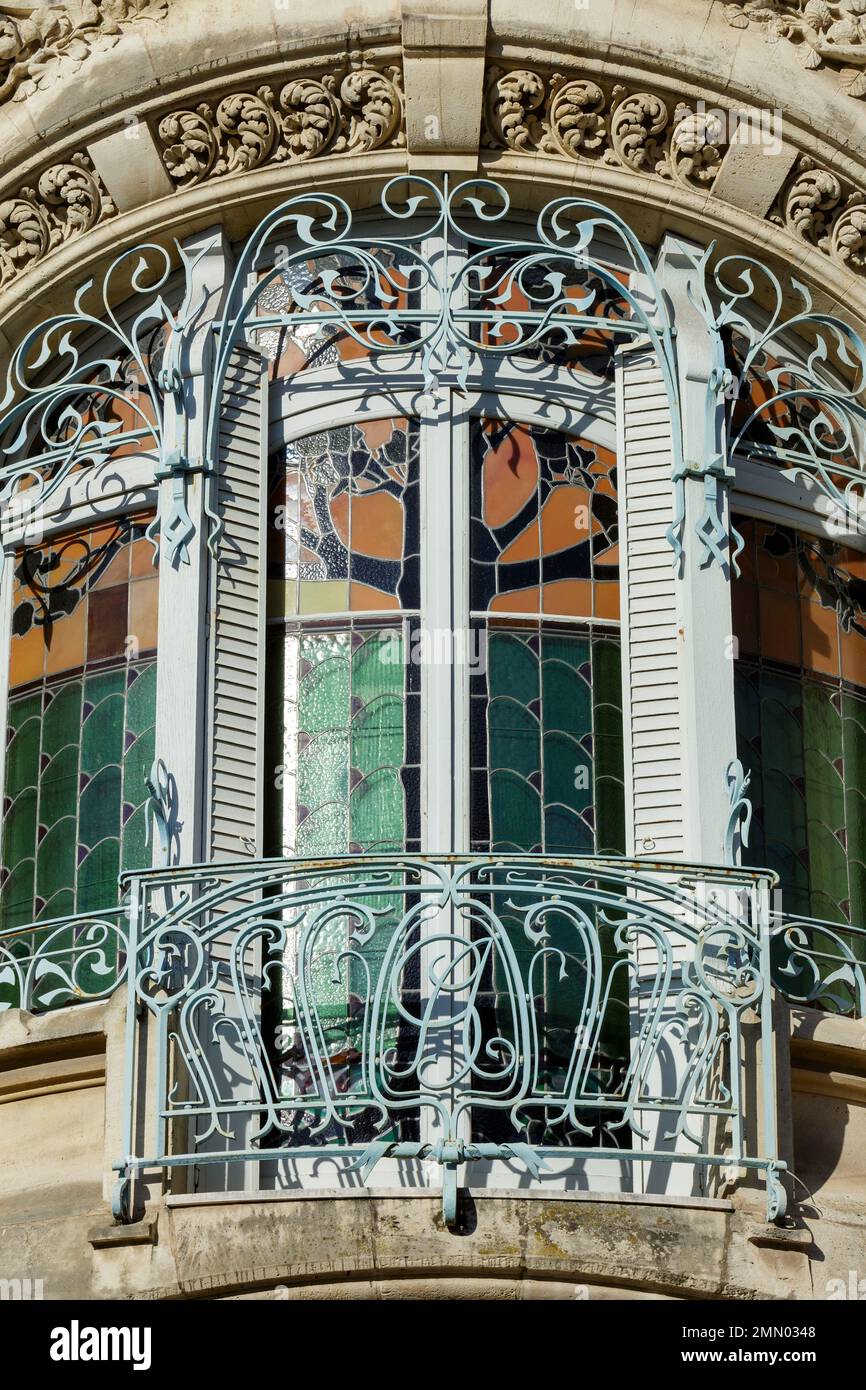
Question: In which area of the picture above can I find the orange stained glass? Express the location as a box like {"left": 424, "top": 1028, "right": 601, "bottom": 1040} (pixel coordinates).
{"left": 801, "top": 596, "right": 840, "bottom": 677}
{"left": 8, "top": 514, "right": 156, "bottom": 692}
{"left": 481, "top": 429, "right": 538, "bottom": 528}
{"left": 349, "top": 583, "right": 400, "bottom": 611}
{"left": 471, "top": 418, "right": 619, "bottom": 622}
{"left": 593, "top": 580, "right": 620, "bottom": 622}
{"left": 490, "top": 586, "right": 543, "bottom": 614}
{"left": 129, "top": 576, "right": 159, "bottom": 655}
{"left": 268, "top": 420, "right": 420, "bottom": 621}
{"left": 541, "top": 487, "right": 590, "bottom": 556}
{"left": 44, "top": 602, "right": 88, "bottom": 676}
{"left": 758, "top": 588, "right": 802, "bottom": 666}
{"left": 543, "top": 579, "right": 592, "bottom": 617}
{"left": 734, "top": 516, "right": 866, "bottom": 686}
{"left": 350, "top": 489, "right": 405, "bottom": 562}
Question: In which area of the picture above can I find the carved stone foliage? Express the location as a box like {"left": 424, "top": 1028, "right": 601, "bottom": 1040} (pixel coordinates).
{"left": 0, "top": 153, "right": 116, "bottom": 287}
{"left": 0, "top": 0, "right": 166, "bottom": 105}
{"left": 724, "top": 1, "right": 866, "bottom": 99}
{"left": 482, "top": 67, "right": 727, "bottom": 190}
{"left": 772, "top": 155, "right": 866, "bottom": 272}
{"left": 156, "top": 59, "right": 405, "bottom": 187}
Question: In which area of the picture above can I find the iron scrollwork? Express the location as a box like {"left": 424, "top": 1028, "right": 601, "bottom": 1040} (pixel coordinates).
{"left": 0, "top": 907, "right": 129, "bottom": 1014}
{"left": 693, "top": 246, "right": 866, "bottom": 544}
{"left": 113, "top": 853, "right": 786, "bottom": 1226}
{"left": 203, "top": 175, "right": 683, "bottom": 554}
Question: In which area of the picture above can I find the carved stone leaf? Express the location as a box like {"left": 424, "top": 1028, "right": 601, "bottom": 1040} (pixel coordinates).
{"left": 724, "top": 4, "right": 750, "bottom": 26}
{"left": 797, "top": 42, "right": 824, "bottom": 68}
{"left": 157, "top": 108, "right": 218, "bottom": 186}
{"left": 0, "top": 0, "right": 168, "bottom": 104}
{"left": 841, "top": 65, "right": 866, "bottom": 95}
{"left": 279, "top": 79, "right": 338, "bottom": 160}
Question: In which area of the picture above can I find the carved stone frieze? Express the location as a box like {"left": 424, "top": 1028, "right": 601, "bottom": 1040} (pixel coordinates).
{"left": 724, "top": 1, "right": 866, "bottom": 100}
{"left": 482, "top": 67, "right": 727, "bottom": 190}
{"left": 156, "top": 58, "right": 405, "bottom": 188}
{"left": 772, "top": 154, "right": 866, "bottom": 272}
{"left": 0, "top": 152, "right": 115, "bottom": 286}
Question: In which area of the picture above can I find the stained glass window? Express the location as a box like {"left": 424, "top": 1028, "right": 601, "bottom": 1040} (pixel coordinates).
{"left": 266, "top": 417, "right": 421, "bottom": 848}
{"left": 254, "top": 245, "right": 420, "bottom": 380}
{"left": 726, "top": 330, "right": 855, "bottom": 483}
{"left": 733, "top": 516, "right": 866, "bottom": 924}
{"left": 265, "top": 423, "right": 421, "bottom": 1142}
{"left": 0, "top": 516, "right": 158, "bottom": 928}
{"left": 473, "top": 254, "right": 629, "bottom": 382}
{"left": 469, "top": 418, "right": 624, "bottom": 856}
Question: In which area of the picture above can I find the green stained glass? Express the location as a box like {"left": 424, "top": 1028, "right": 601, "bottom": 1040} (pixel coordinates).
{"left": 592, "top": 637, "right": 626, "bottom": 856}
{"left": 4, "top": 785, "right": 37, "bottom": 868}
{"left": 36, "top": 818, "right": 77, "bottom": 905}
{"left": 542, "top": 634, "right": 592, "bottom": 851}
{"left": 1, "top": 662, "right": 156, "bottom": 925}
{"left": 42, "top": 682, "right": 83, "bottom": 761}
{"left": 489, "top": 697, "right": 541, "bottom": 779}
{"left": 490, "top": 767, "right": 542, "bottom": 852}
{"left": 126, "top": 663, "right": 157, "bottom": 736}
{"left": 2, "top": 521, "right": 157, "bottom": 931}
{"left": 736, "top": 666, "right": 866, "bottom": 924}
{"left": 479, "top": 628, "right": 622, "bottom": 857}
{"left": 7, "top": 691, "right": 40, "bottom": 735}
{"left": 79, "top": 765, "right": 123, "bottom": 849}
{"left": 77, "top": 836, "right": 121, "bottom": 914}
{"left": 488, "top": 631, "right": 539, "bottom": 706}
{"left": 4, "top": 703, "right": 41, "bottom": 797}
{"left": 38, "top": 745, "right": 79, "bottom": 827}
{"left": 0, "top": 859, "right": 35, "bottom": 930}
{"left": 81, "top": 679, "right": 124, "bottom": 777}
{"left": 803, "top": 682, "right": 847, "bottom": 922}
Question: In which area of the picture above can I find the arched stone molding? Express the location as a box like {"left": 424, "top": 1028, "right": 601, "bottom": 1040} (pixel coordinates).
{"left": 0, "top": 0, "right": 866, "bottom": 341}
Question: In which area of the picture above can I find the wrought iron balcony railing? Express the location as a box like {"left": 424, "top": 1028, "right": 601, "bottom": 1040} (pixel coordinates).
{"left": 769, "top": 911, "right": 866, "bottom": 1019}
{"left": 0, "top": 906, "right": 128, "bottom": 1014}
{"left": 100, "top": 853, "right": 788, "bottom": 1225}
{"left": 5, "top": 855, "right": 863, "bottom": 1224}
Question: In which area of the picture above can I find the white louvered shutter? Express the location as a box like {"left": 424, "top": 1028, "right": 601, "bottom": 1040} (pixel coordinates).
{"left": 195, "top": 343, "right": 268, "bottom": 1192}
{"left": 616, "top": 342, "right": 685, "bottom": 860}
{"left": 206, "top": 344, "right": 268, "bottom": 861}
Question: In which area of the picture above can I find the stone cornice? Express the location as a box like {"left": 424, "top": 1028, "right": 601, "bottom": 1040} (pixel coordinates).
{"left": 1, "top": 2, "right": 866, "bottom": 325}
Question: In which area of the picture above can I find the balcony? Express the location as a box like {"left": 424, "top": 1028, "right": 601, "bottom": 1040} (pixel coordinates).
{"left": 1, "top": 853, "right": 864, "bottom": 1228}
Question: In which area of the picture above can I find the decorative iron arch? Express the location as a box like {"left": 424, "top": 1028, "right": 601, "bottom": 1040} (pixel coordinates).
{"left": 0, "top": 177, "right": 691, "bottom": 572}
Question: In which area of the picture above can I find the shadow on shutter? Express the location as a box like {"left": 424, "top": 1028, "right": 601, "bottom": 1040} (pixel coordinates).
{"left": 207, "top": 344, "right": 268, "bottom": 862}
{"left": 195, "top": 343, "right": 268, "bottom": 1193}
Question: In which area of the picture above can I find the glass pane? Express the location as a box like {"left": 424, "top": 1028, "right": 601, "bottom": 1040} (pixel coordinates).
{"left": 733, "top": 515, "right": 866, "bottom": 925}
{"left": 470, "top": 417, "right": 618, "bottom": 620}
{"left": 0, "top": 516, "right": 158, "bottom": 929}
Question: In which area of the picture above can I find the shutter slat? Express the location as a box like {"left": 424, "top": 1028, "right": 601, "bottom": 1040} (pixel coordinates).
{"left": 618, "top": 346, "right": 685, "bottom": 860}
{"left": 208, "top": 344, "right": 267, "bottom": 863}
